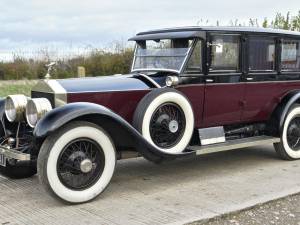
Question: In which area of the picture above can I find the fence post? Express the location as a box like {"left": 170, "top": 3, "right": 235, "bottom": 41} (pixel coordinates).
{"left": 77, "top": 66, "right": 86, "bottom": 77}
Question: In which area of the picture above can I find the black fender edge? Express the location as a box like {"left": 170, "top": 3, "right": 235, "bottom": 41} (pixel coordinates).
{"left": 34, "top": 102, "right": 195, "bottom": 162}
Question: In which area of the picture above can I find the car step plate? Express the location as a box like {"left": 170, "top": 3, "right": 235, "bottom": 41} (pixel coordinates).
{"left": 0, "top": 153, "right": 6, "bottom": 167}
{"left": 187, "top": 136, "right": 280, "bottom": 156}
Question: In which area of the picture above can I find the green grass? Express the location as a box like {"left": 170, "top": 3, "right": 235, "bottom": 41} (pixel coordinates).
{"left": 0, "top": 83, "right": 36, "bottom": 97}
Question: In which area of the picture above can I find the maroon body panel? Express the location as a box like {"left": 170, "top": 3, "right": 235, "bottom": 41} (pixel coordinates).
{"left": 67, "top": 80, "right": 300, "bottom": 129}
{"left": 68, "top": 85, "right": 206, "bottom": 129}
{"left": 201, "top": 81, "right": 300, "bottom": 127}
{"left": 176, "top": 85, "right": 205, "bottom": 128}
{"left": 242, "top": 81, "right": 300, "bottom": 122}
{"left": 67, "top": 90, "right": 150, "bottom": 123}
{"left": 202, "top": 83, "right": 245, "bottom": 127}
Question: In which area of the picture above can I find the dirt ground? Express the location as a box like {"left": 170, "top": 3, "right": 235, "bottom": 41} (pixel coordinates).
{"left": 190, "top": 193, "right": 300, "bottom": 225}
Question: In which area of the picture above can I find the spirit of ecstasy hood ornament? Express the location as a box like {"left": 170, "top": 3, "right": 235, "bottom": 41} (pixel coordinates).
{"left": 45, "top": 62, "right": 56, "bottom": 79}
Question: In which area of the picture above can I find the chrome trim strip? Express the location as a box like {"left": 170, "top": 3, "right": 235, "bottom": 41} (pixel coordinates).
{"left": 0, "top": 146, "right": 31, "bottom": 161}
{"left": 66, "top": 89, "right": 152, "bottom": 94}
{"left": 188, "top": 136, "right": 280, "bottom": 155}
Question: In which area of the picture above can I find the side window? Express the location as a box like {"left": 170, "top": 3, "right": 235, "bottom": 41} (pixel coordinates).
{"left": 281, "top": 39, "right": 300, "bottom": 71}
{"left": 185, "top": 40, "right": 202, "bottom": 74}
{"left": 248, "top": 37, "right": 276, "bottom": 71}
{"left": 209, "top": 35, "right": 240, "bottom": 72}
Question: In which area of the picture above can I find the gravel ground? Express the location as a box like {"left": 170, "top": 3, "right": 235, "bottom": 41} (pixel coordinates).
{"left": 190, "top": 193, "right": 300, "bottom": 225}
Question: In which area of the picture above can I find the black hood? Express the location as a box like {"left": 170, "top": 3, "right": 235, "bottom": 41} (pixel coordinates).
{"left": 57, "top": 74, "right": 152, "bottom": 93}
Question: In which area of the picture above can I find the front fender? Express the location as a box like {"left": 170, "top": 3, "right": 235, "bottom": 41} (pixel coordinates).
{"left": 34, "top": 102, "right": 194, "bottom": 162}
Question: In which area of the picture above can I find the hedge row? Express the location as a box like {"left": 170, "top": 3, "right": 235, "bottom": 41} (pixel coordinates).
{"left": 0, "top": 48, "right": 134, "bottom": 80}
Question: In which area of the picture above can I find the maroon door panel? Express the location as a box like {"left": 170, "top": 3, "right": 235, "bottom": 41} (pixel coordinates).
{"left": 176, "top": 85, "right": 205, "bottom": 128}
{"left": 242, "top": 82, "right": 279, "bottom": 122}
{"left": 203, "top": 83, "right": 245, "bottom": 127}
{"left": 242, "top": 81, "right": 300, "bottom": 123}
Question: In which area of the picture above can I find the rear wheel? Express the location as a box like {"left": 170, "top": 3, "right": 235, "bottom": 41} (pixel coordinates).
{"left": 38, "top": 121, "right": 116, "bottom": 203}
{"left": 274, "top": 105, "right": 300, "bottom": 160}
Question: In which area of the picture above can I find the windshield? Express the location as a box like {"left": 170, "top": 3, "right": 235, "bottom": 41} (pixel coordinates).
{"left": 132, "top": 39, "right": 193, "bottom": 73}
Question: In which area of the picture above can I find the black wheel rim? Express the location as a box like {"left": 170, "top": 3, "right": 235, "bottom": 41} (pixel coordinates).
{"left": 57, "top": 138, "right": 105, "bottom": 190}
{"left": 150, "top": 102, "right": 186, "bottom": 148}
{"left": 287, "top": 117, "right": 300, "bottom": 151}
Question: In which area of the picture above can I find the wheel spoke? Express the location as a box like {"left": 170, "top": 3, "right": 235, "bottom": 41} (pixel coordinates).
{"left": 57, "top": 138, "right": 105, "bottom": 190}
{"left": 150, "top": 103, "right": 186, "bottom": 148}
{"left": 287, "top": 117, "right": 300, "bottom": 151}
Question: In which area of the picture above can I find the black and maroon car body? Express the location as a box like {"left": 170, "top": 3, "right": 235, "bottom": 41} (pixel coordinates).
{"left": 1, "top": 26, "right": 300, "bottom": 203}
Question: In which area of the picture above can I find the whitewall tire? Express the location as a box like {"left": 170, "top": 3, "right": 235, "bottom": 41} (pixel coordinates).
{"left": 274, "top": 105, "right": 300, "bottom": 160}
{"left": 37, "top": 121, "right": 116, "bottom": 203}
{"left": 133, "top": 88, "right": 194, "bottom": 154}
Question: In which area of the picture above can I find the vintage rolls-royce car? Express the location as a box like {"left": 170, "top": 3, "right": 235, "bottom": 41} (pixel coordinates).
{"left": 1, "top": 26, "right": 300, "bottom": 203}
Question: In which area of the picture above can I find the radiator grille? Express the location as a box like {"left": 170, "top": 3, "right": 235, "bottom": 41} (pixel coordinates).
{"left": 31, "top": 91, "right": 55, "bottom": 108}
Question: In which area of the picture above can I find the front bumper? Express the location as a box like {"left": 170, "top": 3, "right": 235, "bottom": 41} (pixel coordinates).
{"left": 0, "top": 146, "right": 30, "bottom": 161}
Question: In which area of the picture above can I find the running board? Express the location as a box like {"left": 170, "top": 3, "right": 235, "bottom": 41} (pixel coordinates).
{"left": 187, "top": 136, "right": 280, "bottom": 156}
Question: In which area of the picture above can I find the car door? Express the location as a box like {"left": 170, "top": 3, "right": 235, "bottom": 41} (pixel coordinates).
{"left": 241, "top": 35, "right": 279, "bottom": 122}
{"left": 202, "top": 33, "right": 245, "bottom": 127}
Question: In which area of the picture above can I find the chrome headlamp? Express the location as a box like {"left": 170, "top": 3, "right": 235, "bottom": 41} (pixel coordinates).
{"left": 5, "top": 95, "right": 28, "bottom": 122}
{"left": 166, "top": 76, "right": 179, "bottom": 87}
{"left": 26, "top": 98, "right": 52, "bottom": 128}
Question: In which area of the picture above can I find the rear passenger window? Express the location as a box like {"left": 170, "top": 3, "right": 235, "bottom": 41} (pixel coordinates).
{"left": 281, "top": 39, "right": 300, "bottom": 71}
{"left": 209, "top": 35, "right": 240, "bottom": 72}
{"left": 249, "top": 37, "right": 276, "bottom": 71}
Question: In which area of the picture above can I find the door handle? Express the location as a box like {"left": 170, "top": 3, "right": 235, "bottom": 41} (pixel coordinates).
{"left": 205, "top": 79, "right": 214, "bottom": 83}
{"left": 246, "top": 77, "right": 254, "bottom": 81}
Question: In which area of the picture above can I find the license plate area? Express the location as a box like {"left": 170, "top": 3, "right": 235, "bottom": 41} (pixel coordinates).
{"left": 0, "top": 154, "right": 6, "bottom": 167}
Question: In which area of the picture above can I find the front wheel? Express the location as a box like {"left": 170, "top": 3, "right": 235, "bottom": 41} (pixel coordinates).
{"left": 38, "top": 121, "right": 116, "bottom": 203}
{"left": 133, "top": 88, "right": 194, "bottom": 154}
{"left": 274, "top": 105, "right": 300, "bottom": 160}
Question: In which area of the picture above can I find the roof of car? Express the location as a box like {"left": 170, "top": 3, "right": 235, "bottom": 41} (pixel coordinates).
{"left": 129, "top": 26, "right": 300, "bottom": 41}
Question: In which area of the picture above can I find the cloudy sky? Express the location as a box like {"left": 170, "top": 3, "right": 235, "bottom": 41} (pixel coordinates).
{"left": 0, "top": 0, "right": 299, "bottom": 59}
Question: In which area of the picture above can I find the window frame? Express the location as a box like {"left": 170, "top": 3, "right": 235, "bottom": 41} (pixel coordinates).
{"left": 131, "top": 38, "right": 195, "bottom": 74}
{"left": 280, "top": 38, "right": 300, "bottom": 72}
{"left": 247, "top": 35, "right": 278, "bottom": 74}
{"left": 182, "top": 38, "right": 204, "bottom": 76}
{"left": 207, "top": 33, "right": 242, "bottom": 74}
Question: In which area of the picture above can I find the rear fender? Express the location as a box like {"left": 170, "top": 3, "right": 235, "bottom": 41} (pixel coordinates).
{"left": 268, "top": 90, "right": 300, "bottom": 136}
{"left": 34, "top": 102, "right": 194, "bottom": 162}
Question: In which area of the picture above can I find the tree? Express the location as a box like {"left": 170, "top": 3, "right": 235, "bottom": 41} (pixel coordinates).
{"left": 291, "top": 11, "right": 300, "bottom": 31}
{"left": 262, "top": 18, "right": 268, "bottom": 28}
{"left": 273, "top": 13, "right": 286, "bottom": 29}
{"left": 283, "top": 12, "right": 291, "bottom": 30}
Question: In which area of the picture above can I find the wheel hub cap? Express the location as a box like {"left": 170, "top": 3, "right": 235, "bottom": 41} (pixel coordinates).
{"left": 80, "top": 159, "right": 93, "bottom": 173}
{"left": 169, "top": 120, "right": 179, "bottom": 133}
